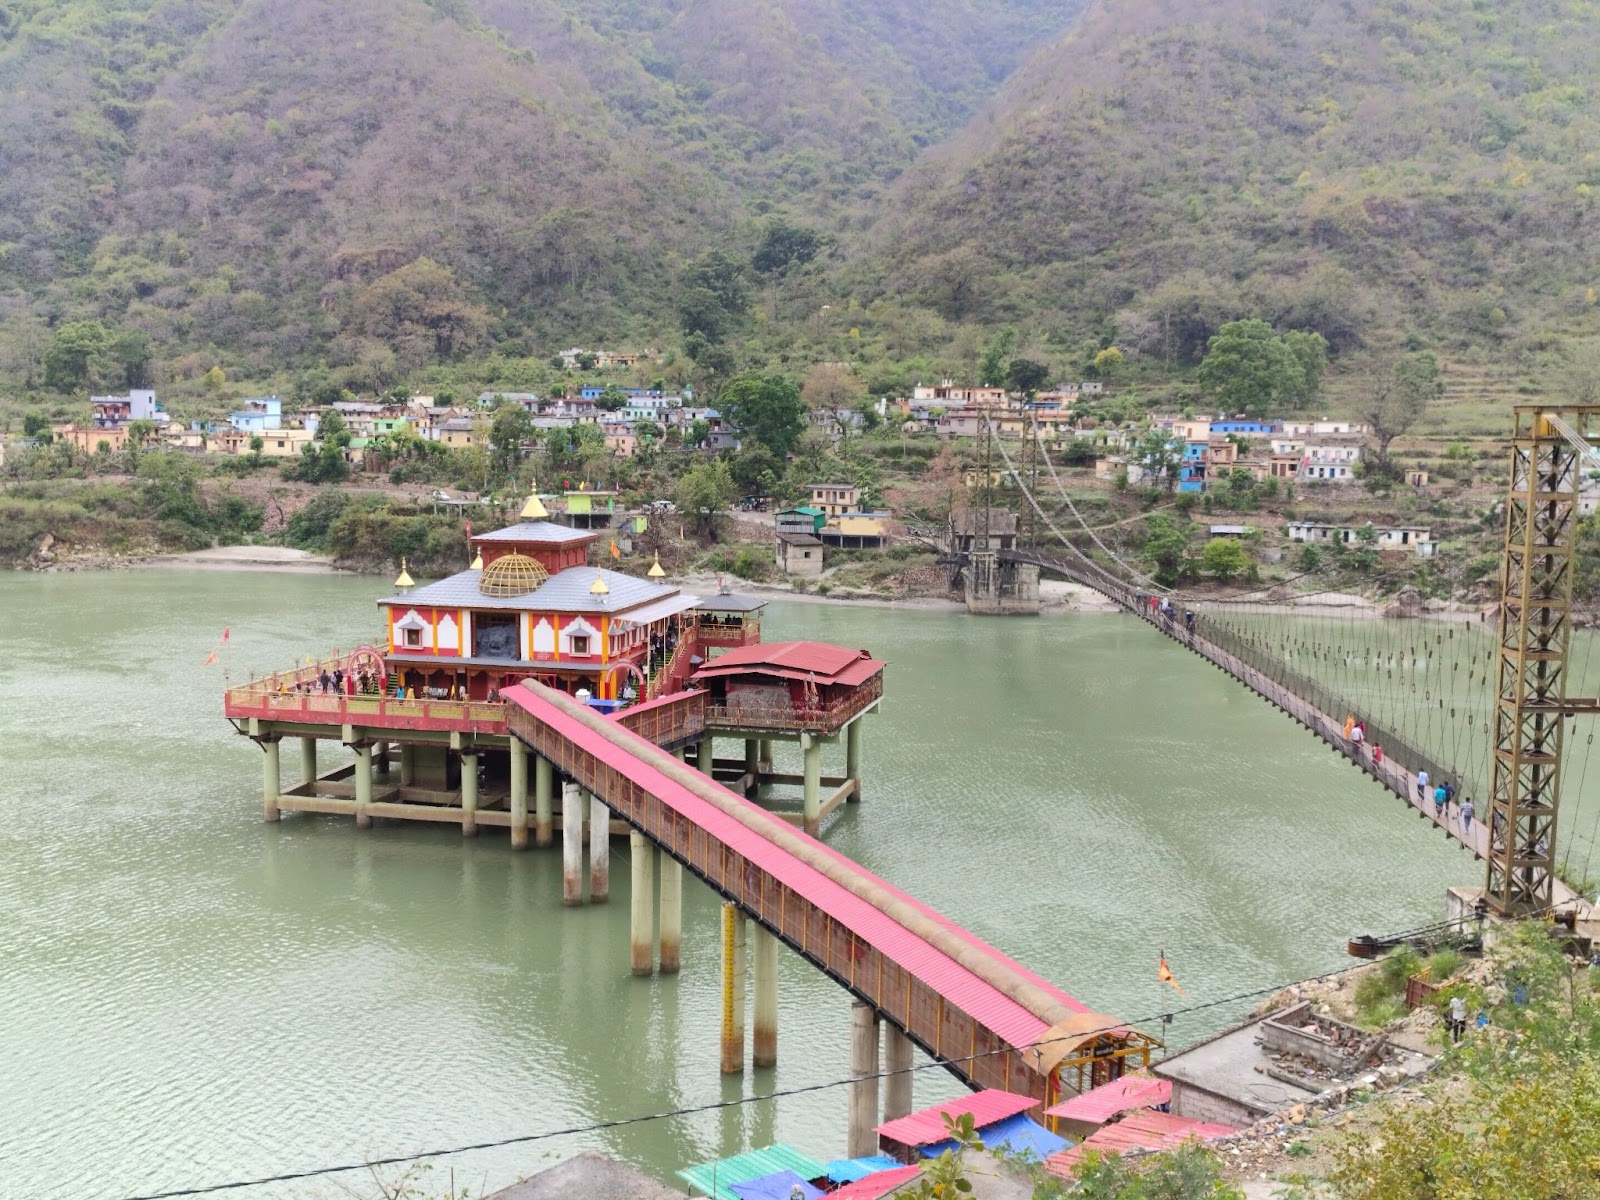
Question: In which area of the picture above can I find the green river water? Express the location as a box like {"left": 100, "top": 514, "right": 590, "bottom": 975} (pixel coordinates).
{"left": 0, "top": 571, "right": 1475, "bottom": 1199}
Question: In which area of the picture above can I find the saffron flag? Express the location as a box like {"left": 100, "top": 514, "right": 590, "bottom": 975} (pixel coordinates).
{"left": 465, "top": 519, "right": 473, "bottom": 538}
{"left": 203, "top": 652, "right": 219, "bottom": 666}
{"left": 610, "top": 539, "right": 620, "bottom": 558}
{"left": 221, "top": 628, "right": 230, "bottom": 643}
{"left": 1158, "top": 952, "right": 1185, "bottom": 996}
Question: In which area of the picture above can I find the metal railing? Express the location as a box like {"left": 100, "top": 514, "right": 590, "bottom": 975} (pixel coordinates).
{"left": 703, "top": 673, "right": 883, "bottom": 732}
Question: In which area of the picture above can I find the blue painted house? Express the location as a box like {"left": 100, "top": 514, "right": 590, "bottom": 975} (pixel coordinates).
{"left": 1210, "top": 419, "right": 1278, "bottom": 435}
{"left": 228, "top": 396, "right": 282, "bottom": 433}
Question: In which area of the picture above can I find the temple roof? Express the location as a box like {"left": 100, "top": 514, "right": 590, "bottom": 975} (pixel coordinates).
{"left": 470, "top": 521, "right": 595, "bottom": 545}
{"left": 379, "top": 566, "right": 687, "bottom": 614}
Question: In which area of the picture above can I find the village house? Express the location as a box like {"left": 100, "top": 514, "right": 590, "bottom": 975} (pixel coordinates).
{"left": 437, "top": 417, "right": 479, "bottom": 448}
{"left": 912, "top": 380, "right": 1009, "bottom": 408}
{"left": 602, "top": 422, "right": 638, "bottom": 459}
{"left": 91, "top": 387, "right": 168, "bottom": 430}
{"left": 1281, "top": 418, "right": 1369, "bottom": 436}
{"left": 477, "top": 391, "right": 541, "bottom": 412}
{"left": 228, "top": 396, "right": 283, "bottom": 433}
{"left": 809, "top": 483, "right": 860, "bottom": 517}
{"left": 1300, "top": 440, "right": 1362, "bottom": 482}
{"left": 1287, "top": 522, "right": 1435, "bottom": 555}
{"left": 54, "top": 422, "right": 130, "bottom": 453}
{"left": 224, "top": 428, "right": 315, "bottom": 458}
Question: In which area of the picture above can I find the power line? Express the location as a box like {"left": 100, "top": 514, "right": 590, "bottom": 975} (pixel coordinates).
{"left": 110, "top": 941, "right": 1467, "bottom": 1200}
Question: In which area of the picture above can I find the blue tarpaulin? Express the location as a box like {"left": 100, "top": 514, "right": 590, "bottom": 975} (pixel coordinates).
{"left": 919, "top": 1115, "right": 1070, "bottom": 1163}
{"left": 824, "top": 1156, "right": 903, "bottom": 1184}
{"left": 728, "top": 1170, "right": 825, "bottom": 1200}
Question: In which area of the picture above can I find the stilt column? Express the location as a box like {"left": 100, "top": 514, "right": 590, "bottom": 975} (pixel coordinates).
{"left": 696, "top": 738, "right": 712, "bottom": 773}
{"left": 561, "top": 782, "right": 584, "bottom": 906}
{"left": 509, "top": 740, "right": 529, "bottom": 850}
{"left": 630, "top": 833, "right": 654, "bottom": 976}
{"left": 589, "top": 793, "right": 611, "bottom": 903}
{"left": 659, "top": 856, "right": 683, "bottom": 973}
{"left": 262, "top": 738, "right": 281, "bottom": 822}
{"left": 374, "top": 742, "right": 390, "bottom": 773}
{"left": 846, "top": 719, "right": 863, "bottom": 802}
{"left": 720, "top": 903, "right": 746, "bottom": 1074}
{"left": 534, "top": 755, "right": 554, "bottom": 847}
{"left": 758, "top": 737, "right": 773, "bottom": 772}
{"left": 848, "top": 1003, "right": 882, "bottom": 1158}
{"left": 354, "top": 744, "right": 373, "bottom": 829}
{"left": 460, "top": 752, "right": 478, "bottom": 836}
{"left": 752, "top": 924, "right": 779, "bottom": 1068}
{"left": 802, "top": 733, "right": 822, "bottom": 836}
{"left": 744, "top": 739, "right": 760, "bottom": 795}
{"left": 883, "top": 1023, "right": 913, "bottom": 1123}
{"left": 399, "top": 742, "right": 415, "bottom": 787}
{"left": 299, "top": 736, "right": 317, "bottom": 787}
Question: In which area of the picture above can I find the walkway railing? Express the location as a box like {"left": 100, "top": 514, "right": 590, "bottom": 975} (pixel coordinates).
{"left": 704, "top": 674, "right": 883, "bottom": 733}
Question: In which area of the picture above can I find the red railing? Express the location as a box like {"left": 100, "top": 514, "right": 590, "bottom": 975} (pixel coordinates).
{"left": 615, "top": 690, "right": 706, "bottom": 746}
{"left": 224, "top": 658, "right": 509, "bottom": 733}
{"left": 703, "top": 673, "right": 883, "bottom": 732}
{"left": 694, "top": 616, "right": 762, "bottom": 649}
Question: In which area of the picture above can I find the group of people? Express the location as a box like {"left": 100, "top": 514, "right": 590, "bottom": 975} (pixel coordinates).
{"left": 1135, "top": 593, "right": 1197, "bottom": 635}
{"left": 1343, "top": 716, "right": 1476, "bottom": 834}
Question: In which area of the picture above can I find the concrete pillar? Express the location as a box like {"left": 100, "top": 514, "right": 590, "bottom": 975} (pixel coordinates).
{"left": 630, "top": 833, "right": 654, "bottom": 976}
{"left": 561, "top": 782, "right": 584, "bottom": 905}
{"left": 758, "top": 737, "right": 773, "bottom": 772}
{"left": 534, "top": 755, "right": 554, "bottom": 847}
{"left": 509, "top": 740, "right": 529, "bottom": 850}
{"left": 883, "top": 1023, "right": 914, "bottom": 1123}
{"left": 846, "top": 719, "right": 863, "bottom": 802}
{"left": 802, "top": 733, "right": 822, "bottom": 836}
{"left": 848, "top": 1002, "right": 881, "bottom": 1158}
{"left": 374, "top": 742, "right": 390, "bottom": 773}
{"left": 460, "top": 752, "right": 478, "bottom": 836}
{"left": 659, "top": 855, "right": 683, "bottom": 974}
{"left": 262, "top": 738, "right": 281, "bottom": 822}
{"left": 696, "top": 738, "right": 712, "bottom": 774}
{"left": 720, "top": 902, "right": 746, "bottom": 1074}
{"left": 299, "top": 736, "right": 317, "bottom": 787}
{"left": 354, "top": 744, "right": 373, "bottom": 830}
{"left": 752, "top": 923, "right": 779, "bottom": 1068}
{"left": 589, "top": 793, "right": 611, "bottom": 903}
{"left": 399, "top": 742, "right": 415, "bottom": 787}
{"left": 744, "top": 738, "right": 760, "bottom": 794}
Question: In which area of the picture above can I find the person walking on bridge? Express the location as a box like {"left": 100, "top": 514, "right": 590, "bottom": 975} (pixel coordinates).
{"left": 1343, "top": 713, "right": 1356, "bottom": 742}
{"left": 1184, "top": 609, "right": 1196, "bottom": 634}
{"left": 1460, "top": 797, "right": 1475, "bottom": 835}
{"left": 1416, "top": 767, "right": 1430, "bottom": 801}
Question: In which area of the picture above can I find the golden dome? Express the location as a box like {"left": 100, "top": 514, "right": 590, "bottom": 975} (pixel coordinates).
{"left": 479, "top": 552, "right": 549, "bottom": 597}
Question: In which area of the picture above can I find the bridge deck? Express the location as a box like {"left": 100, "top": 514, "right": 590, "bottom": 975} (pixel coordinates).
{"left": 502, "top": 681, "right": 1147, "bottom": 1103}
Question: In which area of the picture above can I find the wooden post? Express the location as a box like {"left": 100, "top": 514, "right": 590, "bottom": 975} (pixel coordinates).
{"left": 262, "top": 738, "right": 281, "bottom": 822}
{"left": 720, "top": 902, "right": 746, "bottom": 1074}
{"left": 802, "top": 733, "right": 822, "bottom": 836}
{"left": 299, "top": 736, "right": 317, "bottom": 788}
{"left": 630, "top": 833, "right": 654, "bottom": 976}
{"left": 752, "top": 923, "right": 779, "bottom": 1068}
{"left": 354, "top": 744, "right": 373, "bottom": 830}
{"left": 460, "top": 751, "right": 478, "bottom": 836}
{"left": 562, "top": 782, "right": 583, "bottom": 905}
{"left": 509, "top": 740, "right": 529, "bottom": 850}
{"left": 883, "top": 1023, "right": 913, "bottom": 1123}
{"left": 846, "top": 719, "right": 863, "bottom": 802}
{"left": 659, "top": 855, "right": 683, "bottom": 973}
{"left": 589, "top": 793, "right": 611, "bottom": 903}
{"left": 534, "top": 754, "right": 554, "bottom": 847}
{"left": 848, "top": 1002, "right": 881, "bottom": 1158}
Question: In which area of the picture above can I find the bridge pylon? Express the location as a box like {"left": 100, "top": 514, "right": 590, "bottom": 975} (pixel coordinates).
{"left": 1485, "top": 406, "right": 1597, "bottom": 916}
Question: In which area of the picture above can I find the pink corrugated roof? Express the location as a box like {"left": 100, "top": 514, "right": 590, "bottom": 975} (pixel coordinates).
{"left": 503, "top": 686, "right": 1071, "bottom": 1051}
{"left": 1044, "top": 1111, "right": 1237, "bottom": 1175}
{"left": 874, "top": 1090, "right": 1039, "bottom": 1147}
{"left": 825, "top": 1166, "right": 922, "bottom": 1199}
{"left": 691, "top": 640, "right": 883, "bottom": 685}
{"left": 1044, "top": 1072, "right": 1171, "bottom": 1124}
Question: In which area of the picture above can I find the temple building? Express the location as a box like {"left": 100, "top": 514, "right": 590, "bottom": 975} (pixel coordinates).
{"left": 379, "top": 504, "right": 700, "bottom": 703}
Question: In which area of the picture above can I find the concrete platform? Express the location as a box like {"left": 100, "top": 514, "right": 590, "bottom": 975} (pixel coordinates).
{"left": 486, "top": 1150, "right": 678, "bottom": 1200}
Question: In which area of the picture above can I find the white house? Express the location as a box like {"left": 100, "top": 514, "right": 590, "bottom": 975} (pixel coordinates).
{"left": 1287, "top": 522, "right": 1435, "bottom": 556}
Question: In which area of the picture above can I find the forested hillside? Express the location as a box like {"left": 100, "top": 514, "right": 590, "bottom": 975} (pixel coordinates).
{"left": 0, "top": 0, "right": 1080, "bottom": 392}
{"left": 865, "top": 0, "right": 1600, "bottom": 374}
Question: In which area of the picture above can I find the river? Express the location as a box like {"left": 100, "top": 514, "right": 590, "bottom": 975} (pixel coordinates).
{"left": 0, "top": 570, "right": 1471, "bottom": 1199}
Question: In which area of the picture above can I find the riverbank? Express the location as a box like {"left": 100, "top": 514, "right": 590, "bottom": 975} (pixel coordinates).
{"left": 140, "top": 546, "right": 344, "bottom": 573}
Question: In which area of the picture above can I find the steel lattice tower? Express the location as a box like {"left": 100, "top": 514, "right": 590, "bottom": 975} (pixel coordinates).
{"left": 1485, "top": 407, "right": 1590, "bottom": 915}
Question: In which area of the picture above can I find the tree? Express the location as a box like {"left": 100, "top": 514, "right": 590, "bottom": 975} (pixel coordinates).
{"left": 43, "top": 321, "right": 110, "bottom": 392}
{"left": 752, "top": 218, "right": 822, "bottom": 274}
{"left": 801, "top": 363, "right": 866, "bottom": 435}
{"left": 1356, "top": 348, "right": 1444, "bottom": 472}
{"left": 594, "top": 386, "right": 629, "bottom": 413}
{"left": 1143, "top": 514, "right": 1190, "bottom": 585}
{"left": 1133, "top": 426, "right": 1181, "bottom": 492}
{"left": 1201, "top": 537, "right": 1250, "bottom": 583}
{"left": 722, "top": 373, "right": 806, "bottom": 457}
{"left": 729, "top": 442, "right": 781, "bottom": 496}
{"left": 677, "top": 250, "right": 750, "bottom": 342}
{"left": 22, "top": 413, "right": 51, "bottom": 439}
{"left": 317, "top": 410, "right": 348, "bottom": 444}
{"left": 674, "top": 460, "right": 734, "bottom": 537}
{"left": 1197, "top": 319, "right": 1325, "bottom": 417}
{"left": 1091, "top": 345, "right": 1124, "bottom": 379}
{"left": 489, "top": 403, "right": 534, "bottom": 480}
{"left": 1006, "top": 357, "right": 1050, "bottom": 397}
{"left": 685, "top": 418, "right": 711, "bottom": 449}
{"left": 126, "top": 419, "right": 157, "bottom": 449}
{"left": 247, "top": 434, "right": 265, "bottom": 465}
{"left": 345, "top": 257, "right": 491, "bottom": 368}
{"left": 978, "top": 326, "right": 1017, "bottom": 387}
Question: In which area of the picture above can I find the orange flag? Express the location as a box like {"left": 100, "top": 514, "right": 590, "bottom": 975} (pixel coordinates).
{"left": 1159, "top": 952, "right": 1185, "bottom": 996}
{"left": 203, "top": 652, "right": 219, "bottom": 666}
{"left": 610, "top": 539, "right": 621, "bottom": 558}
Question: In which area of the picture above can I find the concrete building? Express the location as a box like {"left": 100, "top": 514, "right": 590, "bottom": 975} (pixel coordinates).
{"left": 776, "top": 507, "right": 826, "bottom": 537}
{"left": 912, "top": 380, "right": 1008, "bottom": 407}
{"left": 228, "top": 396, "right": 283, "bottom": 433}
{"left": 54, "top": 422, "right": 129, "bottom": 453}
{"left": 1287, "top": 522, "right": 1435, "bottom": 555}
{"left": 809, "top": 483, "right": 860, "bottom": 517}
{"left": 777, "top": 533, "right": 824, "bottom": 576}
{"left": 91, "top": 388, "right": 166, "bottom": 428}
{"left": 438, "top": 417, "right": 479, "bottom": 448}
{"left": 1282, "top": 418, "right": 1369, "bottom": 436}
{"left": 232, "top": 428, "right": 314, "bottom": 457}
{"left": 1301, "top": 440, "right": 1363, "bottom": 482}
{"left": 822, "top": 513, "right": 890, "bottom": 549}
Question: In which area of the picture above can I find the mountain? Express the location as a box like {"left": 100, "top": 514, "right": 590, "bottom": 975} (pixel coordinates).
{"left": 0, "top": 0, "right": 1082, "bottom": 389}
{"left": 864, "top": 0, "right": 1600, "bottom": 371}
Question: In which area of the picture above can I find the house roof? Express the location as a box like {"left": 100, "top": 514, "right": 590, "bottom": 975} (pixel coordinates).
{"left": 875, "top": 1090, "right": 1038, "bottom": 1148}
{"left": 1044, "top": 1071, "right": 1171, "bottom": 1124}
{"left": 1044, "top": 1111, "right": 1237, "bottom": 1175}
{"left": 824, "top": 1167, "right": 923, "bottom": 1200}
{"left": 691, "top": 641, "right": 884, "bottom": 687}
{"left": 778, "top": 534, "right": 824, "bottom": 548}
{"left": 678, "top": 1145, "right": 829, "bottom": 1200}
{"left": 694, "top": 594, "right": 768, "bottom": 612}
{"left": 380, "top": 566, "right": 680, "bottom": 613}
{"left": 470, "top": 521, "right": 596, "bottom": 546}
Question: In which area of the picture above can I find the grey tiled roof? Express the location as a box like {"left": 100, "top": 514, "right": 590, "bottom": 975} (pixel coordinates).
{"left": 380, "top": 566, "right": 680, "bottom": 614}
{"left": 472, "top": 521, "right": 595, "bottom": 544}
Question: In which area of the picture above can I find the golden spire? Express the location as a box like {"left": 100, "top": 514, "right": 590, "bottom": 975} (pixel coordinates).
{"left": 394, "top": 557, "right": 415, "bottom": 591}
{"left": 521, "top": 481, "right": 548, "bottom": 520}
{"left": 470, "top": 549, "right": 484, "bottom": 570}
{"left": 589, "top": 570, "right": 610, "bottom": 598}
{"left": 647, "top": 553, "right": 665, "bottom": 578}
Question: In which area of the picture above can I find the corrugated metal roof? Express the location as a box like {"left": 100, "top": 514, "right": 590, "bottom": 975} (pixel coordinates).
{"left": 1044, "top": 1072, "right": 1170, "bottom": 1124}
{"left": 875, "top": 1090, "right": 1039, "bottom": 1148}
{"left": 825, "top": 1166, "right": 922, "bottom": 1200}
{"left": 694, "top": 594, "right": 768, "bottom": 612}
{"left": 824, "top": 1156, "right": 904, "bottom": 1184}
{"left": 691, "top": 641, "right": 883, "bottom": 685}
{"left": 503, "top": 686, "right": 1084, "bottom": 1053}
{"left": 678, "top": 1145, "right": 828, "bottom": 1200}
{"left": 611, "top": 593, "right": 703, "bottom": 627}
{"left": 471, "top": 521, "right": 595, "bottom": 544}
{"left": 1044, "top": 1111, "right": 1237, "bottom": 1175}
{"left": 919, "top": 1114, "right": 1069, "bottom": 1162}
{"left": 380, "top": 567, "right": 680, "bottom": 614}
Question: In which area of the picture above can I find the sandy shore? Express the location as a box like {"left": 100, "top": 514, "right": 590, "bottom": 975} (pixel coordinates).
{"left": 136, "top": 545, "right": 345, "bottom": 573}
